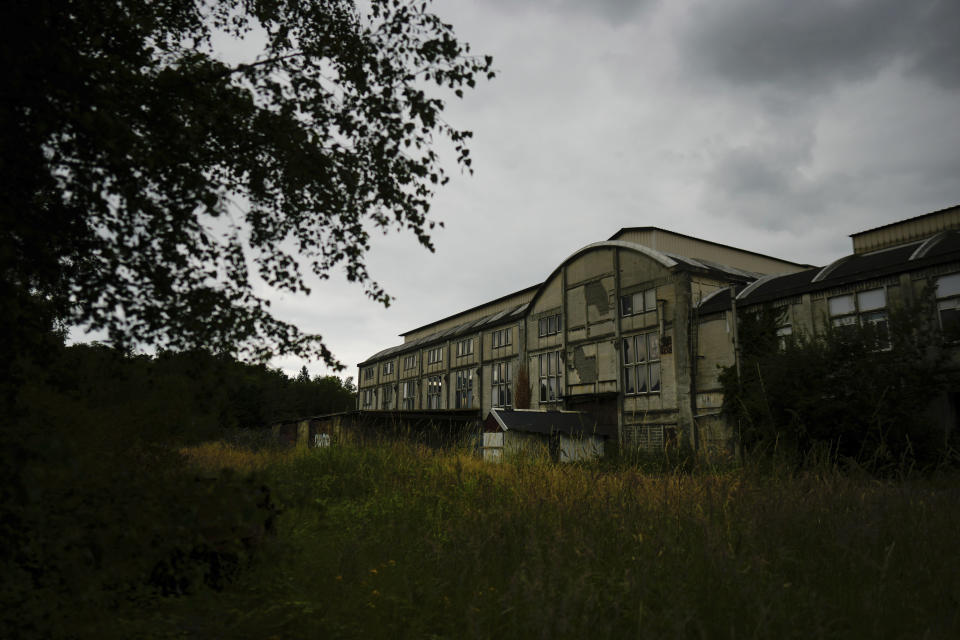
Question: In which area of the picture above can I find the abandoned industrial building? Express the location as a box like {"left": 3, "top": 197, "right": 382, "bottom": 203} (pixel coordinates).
{"left": 356, "top": 204, "right": 960, "bottom": 459}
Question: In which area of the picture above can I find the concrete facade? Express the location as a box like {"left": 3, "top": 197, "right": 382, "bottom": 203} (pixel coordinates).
{"left": 357, "top": 206, "right": 960, "bottom": 453}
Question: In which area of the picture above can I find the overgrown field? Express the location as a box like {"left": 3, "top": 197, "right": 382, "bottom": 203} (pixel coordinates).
{"left": 108, "top": 441, "right": 960, "bottom": 639}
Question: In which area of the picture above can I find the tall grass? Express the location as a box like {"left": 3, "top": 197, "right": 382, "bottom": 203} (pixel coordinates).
{"left": 123, "top": 441, "right": 960, "bottom": 639}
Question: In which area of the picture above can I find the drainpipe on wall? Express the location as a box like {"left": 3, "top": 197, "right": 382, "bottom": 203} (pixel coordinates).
{"left": 729, "top": 284, "right": 742, "bottom": 384}
{"left": 729, "top": 283, "right": 744, "bottom": 463}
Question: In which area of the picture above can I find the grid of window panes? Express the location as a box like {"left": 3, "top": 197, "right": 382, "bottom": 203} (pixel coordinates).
{"left": 491, "top": 361, "right": 513, "bottom": 408}
{"left": 402, "top": 354, "right": 417, "bottom": 370}
{"left": 538, "top": 351, "right": 562, "bottom": 403}
{"left": 625, "top": 424, "right": 665, "bottom": 450}
{"left": 491, "top": 327, "right": 513, "bottom": 349}
{"left": 936, "top": 273, "right": 960, "bottom": 336}
{"left": 620, "top": 288, "right": 657, "bottom": 317}
{"left": 622, "top": 332, "right": 661, "bottom": 395}
{"left": 361, "top": 388, "right": 374, "bottom": 408}
{"left": 381, "top": 385, "right": 393, "bottom": 410}
{"left": 363, "top": 367, "right": 374, "bottom": 381}
{"left": 427, "top": 376, "right": 443, "bottom": 409}
{"left": 456, "top": 338, "right": 474, "bottom": 357}
{"left": 828, "top": 288, "right": 888, "bottom": 340}
{"left": 455, "top": 369, "right": 473, "bottom": 408}
{"left": 427, "top": 347, "right": 443, "bottom": 364}
{"left": 382, "top": 361, "right": 394, "bottom": 375}
{"left": 538, "top": 314, "right": 562, "bottom": 337}
{"left": 401, "top": 381, "right": 416, "bottom": 410}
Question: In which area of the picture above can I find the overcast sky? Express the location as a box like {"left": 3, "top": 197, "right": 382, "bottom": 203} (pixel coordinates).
{"left": 267, "top": 0, "right": 960, "bottom": 380}
{"left": 76, "top": 1, "right": 959, "bottom": 380}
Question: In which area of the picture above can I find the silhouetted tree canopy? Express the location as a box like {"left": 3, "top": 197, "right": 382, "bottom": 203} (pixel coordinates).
{"left": 1, "top": 0, "right": 493, "bottom": 367}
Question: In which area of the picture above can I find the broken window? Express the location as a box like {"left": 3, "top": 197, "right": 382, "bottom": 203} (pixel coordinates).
{"left": 937, "top": 273, "right": 960, "bottom": 338}
{"left": 828, "top": 288, "right": 888, "bottom": 344}
{"left": 381, "top": 385, "right": 393, "bottom": 410}
{"left": 455, "top": 368, "right": 473, "bottom": 408}
{"left": 361, "top": 388, "right": 375, "bottom": 408}
{"left": 623, "top": 332, "right": 661, "bottom": 395}
{"left": 427, "top": 376, "right": 443, "bottom": 409}
{"left": 620, "top": 288, "right": 657, "bottom": 317}
{"left": 775, "top": 305, "right": 793, "bottom": 349}
{"left": 491, "top": 360, "right": 513, "bottom": 408}
{"left": 401, "top": 381, "right": 416, "bottom": 410}
{"left": 538, "top": 350, "right": 562, "bottom": 403}
{"left": 538, "top": 313, "right": 562, "bottom": 337}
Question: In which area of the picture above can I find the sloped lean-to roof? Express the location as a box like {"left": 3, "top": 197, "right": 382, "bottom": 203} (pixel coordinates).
{"left": 358, "top": 301, "right": 528, "bottom": 366}
{"left": 487, "top": 408, "right": 615, "bottom": 437}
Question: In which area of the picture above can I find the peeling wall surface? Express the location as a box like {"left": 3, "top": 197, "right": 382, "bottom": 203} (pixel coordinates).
{"left": 356, "top": 210, "right": 960, "bottom": 455}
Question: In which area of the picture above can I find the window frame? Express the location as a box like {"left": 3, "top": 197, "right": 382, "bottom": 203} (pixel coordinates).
{"left": 361, "top": 388, "right": 375, "bottom": 408}
{"left": 538, "top": 350, "right": 563, "bottom": 403}
{"left": 426, "top": 375, "right": 443, "bottom": 409}
{"left": 491, "top": 360, "right": 513, "bottom": 409}
{"left": 382, "top": 361, "right": 394, "bottom": 376}
{"left": 381, "top": 384, "right": 393, "bottom": 410}
{"left": 620, "top": 288, "right": 657, "bottom": 317}
{"left": 401, "top": 380, "right": 416, "bottom": 410}
{"left": 491, "top": 327, "right": 513, "bottom": 350}
{"left": 455, "top": 338, "right": 474, "bottom": 358}
{"left": 936, "top": 273, "right": 960, "bottom": 337}
{"left": 427, "top": 346, "right": 444, "bottom": 365}
{"left": 828, "top": 287, "right": 889, "bottom": 344}
{"left": 622, "top": 331, "right": 661, "bottom": 396}
{"left": 538, "top": 313, "right": 562, "bottom": 338}
{"left": 402, "top": 354, "right": 417, "bottom": 370}
{"left": 455, "top": 368, "right": 474, "bottom": 408}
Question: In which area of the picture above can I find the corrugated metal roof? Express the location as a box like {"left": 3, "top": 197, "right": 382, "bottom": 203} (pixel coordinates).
{"left": 358, "top": 303, "right": 527, "bottom": 365}
{"left": 709, "top": 230, "right": 960, "bottom": 311}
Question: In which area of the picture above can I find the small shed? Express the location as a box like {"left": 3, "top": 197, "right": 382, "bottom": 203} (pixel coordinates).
{"left": 482, "top": 409, "right": 609, "bottom": 463}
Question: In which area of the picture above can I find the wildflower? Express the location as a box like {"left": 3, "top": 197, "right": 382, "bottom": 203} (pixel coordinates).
{"left": 335, "top": 575, "right": 343, "bottom": 581}
{"left": 370, "top": 568, "right": 378, "bottom": 575}
{"left": 372, "top": 590, "right": 381, "bottom": 597}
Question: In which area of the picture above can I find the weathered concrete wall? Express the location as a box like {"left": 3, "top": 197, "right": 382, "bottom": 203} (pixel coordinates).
{"left": 851, "top": 205, "right": 960, "bottom": 255}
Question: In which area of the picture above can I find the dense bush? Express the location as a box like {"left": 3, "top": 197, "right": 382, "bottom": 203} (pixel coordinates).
{"left": 720, "top": 290, "right": 959, "bottom": 469}
{"left": 0, "top": 341, "right": 348, "bottom": 637}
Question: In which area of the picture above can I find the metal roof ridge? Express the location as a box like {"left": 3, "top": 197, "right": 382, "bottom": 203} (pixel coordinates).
{"left": 811, "top": 254, "right": 853, "bottom": 283}
{"left": 736, "top": 273, "right": 781, "bottom": 300}
{"left": 910, "top": 231, "right": 949, "bottom": 261}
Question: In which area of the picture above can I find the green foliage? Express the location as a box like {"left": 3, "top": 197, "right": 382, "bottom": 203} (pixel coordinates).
{"left": 721, "top": 290, "right": 959, "bottom": 468}
{"left": 0, "top": 431, "right": 279, "bottom": 638}
{"left": 110, "top": 443, "right": 960, "bottom": 639}
{"left": 1, "top": 0, "right": 493, "bottom": 366}
{"left": 0, "top": 341, "right": 352, "bottom": 637}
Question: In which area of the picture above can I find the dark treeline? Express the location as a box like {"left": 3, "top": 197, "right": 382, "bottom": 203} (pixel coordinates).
{"left": 28, "top": 341, "right": 356, "bottom": 444}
